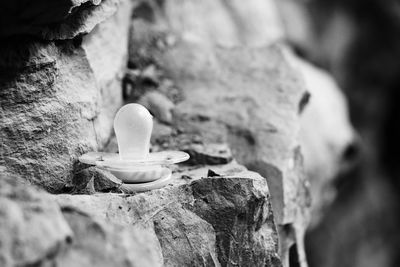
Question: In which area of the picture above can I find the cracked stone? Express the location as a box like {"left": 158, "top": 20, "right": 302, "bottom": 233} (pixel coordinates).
{"left": 0, "top": 174, "right": 72, "bottom": 267}
{"left": 182, "top": 143, "right": 233, "bottom": 166}
{"left": 0, "top": 2, "right": 132, "bottom": 193}
{"left": 55, "top": 161, "right": 282, "bottom": 267}
{"left": 72, "top": 166, "right": 122, "bottom": 194}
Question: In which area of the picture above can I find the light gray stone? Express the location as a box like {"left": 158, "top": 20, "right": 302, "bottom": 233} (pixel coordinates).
{"left": 0, "top": 174, "right": 72, "bottom": 267}
{"left": 56, "top": 208, "right": 163, "bottom": 267}
{"left": 128, "top": 1, "right": 312, "bottom": 266}
{"left": 0, "top": 173, "right": 162, "bottom": 267}
{"left": 72, "top": 166, "right": 122, "bottom": 194}
{"left": 0, "top": 0, "right": 126, "bottom": 40}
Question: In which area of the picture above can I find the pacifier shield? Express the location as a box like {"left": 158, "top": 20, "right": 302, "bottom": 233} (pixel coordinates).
{"left": 79, "top": 151, "right": 189, "bottom": 167}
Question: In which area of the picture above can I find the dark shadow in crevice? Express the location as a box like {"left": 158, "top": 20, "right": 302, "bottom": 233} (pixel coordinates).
{"left": 289, "top": 244, "right": 301, "bottom": 267}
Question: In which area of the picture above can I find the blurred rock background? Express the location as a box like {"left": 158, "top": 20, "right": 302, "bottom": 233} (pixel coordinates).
{"left": 276, "top": 0, "right": 400, "bottom": 266}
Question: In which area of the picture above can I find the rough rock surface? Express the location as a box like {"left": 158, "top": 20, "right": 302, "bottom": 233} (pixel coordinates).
{"left": 0, "top": 173, "right": 161, "bottom": 267}
{"left": 0, "top": 0, "right": 125, "bottom": 40}
{"left": 159, "top": 44, "right": 310, "bottom": 227}
{"left": 127, "top": 1, "right": 311, "bottom": 265}
{"left": 72, "top": 166, "right": 122, "bottom": 194}
{"left": 56, "top": 208, "right": 162, "bottom": 267}
{"left": 0, "top": 174, "right": 72, "bottom": 267}
{"left": 0, "top": 0, "right": 132, "bottom": 193}
{"left": 56, "top": 161, "right": 281, "bottom": 267}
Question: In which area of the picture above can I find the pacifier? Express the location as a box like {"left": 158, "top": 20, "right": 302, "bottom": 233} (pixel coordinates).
{"left": 79, "top": 103, "right": 189, "bottom": 192}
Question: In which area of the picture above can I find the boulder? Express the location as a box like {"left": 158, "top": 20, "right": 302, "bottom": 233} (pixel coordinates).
{"left": 56, "top": 161, "right": 282, "bottom": 267}
{"left": 0, "top": 0, "right": 132, "bottom": 193}
{"left": 55, "top": 208, "right": 163, "bottom": 267}
{"left": 127, "top": 1, "right": 311, "bottom": 266}
{"left": 0, "top": 174, "right": 72, "bottom": 266}
{"left": 0, "top": 0, "right": 125, "bottom": 40}
{"left": 0, "top": 173, "right": 162, "bottom": 267}
{"left": 72, "top": 166, "right": 123, "bottom": 194}
{"left": 277, "top": 1, "right": 400, "bottom": 267}
{"left": 294, "top": 56, "right": 356, "bottom": 222}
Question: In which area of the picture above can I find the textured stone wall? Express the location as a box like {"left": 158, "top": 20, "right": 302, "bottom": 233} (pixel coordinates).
{"left": 0, "top": 0, "right": 131, "bottom": 192}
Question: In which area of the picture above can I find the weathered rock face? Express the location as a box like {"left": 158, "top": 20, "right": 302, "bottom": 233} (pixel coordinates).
{"left": 0, "top": 0, "right": 124, "bottom": 40}
{"left": 125, "top": 1, "right": 312, "bottom": 266}
{"left": 56, "top": 208, "right": 162, "bottom": 267}
{"left": 0, "top": 173, "right": 162, "bottom": 267}
{"left": 56, "top": 162, "right": 281, "bottom": 267}
{"left": 155, "top": 44, "right": 311, "bottom": 266}
{"left": 0, "top": 0, "right": 131, "bottom": 192}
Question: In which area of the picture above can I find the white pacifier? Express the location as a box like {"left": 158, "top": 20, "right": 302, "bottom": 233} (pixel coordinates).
{"left": 79, "top": 103, "right": 189, "bottom": 192}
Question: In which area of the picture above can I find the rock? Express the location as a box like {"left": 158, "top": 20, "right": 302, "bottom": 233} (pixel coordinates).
{"left": 128, "top": 1, "right": 311, "bottom": 266}
{"left": 0, "top": 1, "right": 328, "bottom": 267}
{"left": 275, "top": 0, "right": 356, "bottom": 83}
{"left": 82, "top": 1, "right": 132, "bottom": 147}
{"left": 0, "top": 1, "right": 132, "bottom": 193}
{"left": 0, "top": 174, "right": 72, "bottom": 267}
{"left": 182, "top": 143, "right": 233, "bottom": 166}
{"left": 56, "top": 208, "right": 163, "bottom": 267}
{"left": 92, "top": 168, "right": 122, "bottom": 192}
{"left": 0, "top": 0, "right": 125, "bottom": 40}
{"left": 55, "top": 161, "right": 282, "bottom": 266}
{"left": 139, "top": 90, "right": 175, "bottom": 124}
{"left": 294, "top": 56, "right": 356, "bottom": 222}
{"left": 72, "top": 173, "right": 97, "bottom": 195}
{"left": 141, "top": 65, "right": 160, "bottom": 84}
{"left": 134, "top": 0, "right": 309, "bottom": 223}
{"left": 158, "top": 43, "right": 310, "bottom": 229}
{"left": 0, "top": 172, "right": 162, "bottom": 267}
{"left": 72, "top": 166, "right": 122, "bottom": 194}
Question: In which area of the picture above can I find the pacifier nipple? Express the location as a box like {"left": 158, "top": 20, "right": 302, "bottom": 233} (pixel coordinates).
{"left": 114, "top": 103, "right": 153, "bottom": 161}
